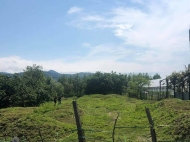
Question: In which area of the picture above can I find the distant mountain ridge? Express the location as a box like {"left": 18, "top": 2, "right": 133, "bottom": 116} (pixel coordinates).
{"left": 0, "top": 72, "right": 13, "bottom": 77}
{"left": 0, "top": 70, "right": 93, "bottom": 80}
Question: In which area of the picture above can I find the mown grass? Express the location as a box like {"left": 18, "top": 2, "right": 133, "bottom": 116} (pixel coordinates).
{"left": 1, "top": 94, "right": 190, "bottom": 142}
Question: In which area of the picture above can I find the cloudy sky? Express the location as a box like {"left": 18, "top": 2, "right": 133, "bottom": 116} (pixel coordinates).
{"left": 0, "top": 0, "right": 190, "bottom": 77}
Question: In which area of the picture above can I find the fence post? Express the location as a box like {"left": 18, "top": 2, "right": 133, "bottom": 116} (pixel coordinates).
{"left": 189, "top": 77, "right": 190, "bottom": 100}
{"left": 112, "top": 113, "right": 119, "bottom": 142}
{"left": 72, "top": 101, "right": 86, "bottom": 142}
{"left": 159, "top": 80, "right": 162, "bottom": 100}
{"left": 166, "top": 78, "right": 169, "bottom": 98}
{"left": 145, "top": 107, "right": 157, "bottom": 142}
{"left": 174, "top": 77, "right": 176, "bottom": 98}
{"left": 182, "top": 81, "right": 185, "bottom": 100}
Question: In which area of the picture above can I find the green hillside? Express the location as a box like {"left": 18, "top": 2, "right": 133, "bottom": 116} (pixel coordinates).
{"left": 0, "top": 70, "right": 93, "bottom": 81}
{"left": 1, "top": 94, "right": 190, "bottom": 142}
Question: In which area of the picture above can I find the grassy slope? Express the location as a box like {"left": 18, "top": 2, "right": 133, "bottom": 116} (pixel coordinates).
{"left": 0, "top": 94, "right": 190, "bottom": 142}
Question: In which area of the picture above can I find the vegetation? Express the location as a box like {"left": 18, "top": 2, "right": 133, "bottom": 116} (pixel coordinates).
{"left": 152, "top": 73, "right": 161, "bottom": 79}
{"left": 0, "top": 94, "right": 190, "bottom": 141}
{"left": 1, "top": 64, "right": 190, "bottom": 141}
{"left": 0, "top": 65, "right": 152, "bottom": 108}
{"left": 167, "top": 66, "right": 190, "bottom": 93}
{"left": 0, "top": 65, "right": 64, "bottom": 108}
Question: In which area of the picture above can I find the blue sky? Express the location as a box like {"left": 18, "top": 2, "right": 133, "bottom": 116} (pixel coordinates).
{"left": 0, "top": 0, "right": 190, "bottom": 77}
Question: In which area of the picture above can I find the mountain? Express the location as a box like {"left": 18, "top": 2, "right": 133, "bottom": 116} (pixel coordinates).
{"left": 44, "top": 70, "right": 93, "bottom": 80}
{"left": 0, "top": 70, "right": 93, "bottom": 80}
{"left": 0, "top": 72, "right": 13, "bottom": 77}
{"left": 43, "top": 70, "right": 63, "bottom": 80}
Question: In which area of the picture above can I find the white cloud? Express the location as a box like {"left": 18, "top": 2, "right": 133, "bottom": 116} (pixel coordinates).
{"left": 66, "top": 0, "right": 190, "bottom": 75}
{"left": 83, "top": 43, "right": 132, "bottom": 61}
{"left": 81, "top": 15, "right": 104, "bottom": 21}
{"left": 0, "top": 55, "right": 187, "bottom": 78}
{"left": 0, "top": 56, "right": 33, "bottom": 73}
{"left": 67, "top": 6, "right": 83, "bottom": 14}
{"left": 110, "top": 5, "right": 190, "bottom": 52}
{"left": 82, "top": 42, "right": 91, "bottom": 47}
{"left": 1, "top": 0, "right": 190, "bottom": 77}
{"left": 68, "top": 1, "right": 190, "bottom": 51}
{"left": 131, "top": 0, "right": 144, "bottom": 4}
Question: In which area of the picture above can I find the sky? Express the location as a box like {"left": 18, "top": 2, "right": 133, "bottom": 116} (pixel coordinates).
{"left": 0, "top": 0, "right": 190, "bottom": 77}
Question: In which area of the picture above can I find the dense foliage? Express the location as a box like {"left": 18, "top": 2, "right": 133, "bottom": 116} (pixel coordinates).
{"left": 0, "top": 65, "right": 152, "bottom": 108}
{"left": 167, "top": 66, "right": 190, "bottom": 93}
{"left": 58, "top": 71, "right": 151, "bottom": 98}
{"left": 0, "top": 65, "right": 64, "bottom": 108}
{"left": 152, "top": 73, "right": 161, "bottom": 79}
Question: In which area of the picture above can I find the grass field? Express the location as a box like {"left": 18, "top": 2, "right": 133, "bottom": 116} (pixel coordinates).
{"left": 1, "top": 94, "right": 190, "bottom": 142}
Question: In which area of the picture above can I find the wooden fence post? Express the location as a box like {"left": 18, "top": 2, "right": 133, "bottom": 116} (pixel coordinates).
{"left": 174, "top": 78, "right": 176, "bottom": 98}
{"left": 166, "top": 78, "right": 169, "bottom": 98}
{"left": 112, "top": 113, "right": 119, "bottom": 142}
{"left": 189, "top": 77, "right": 190, "bottom": 100}
{"left": 72, "top": 101, "right": 86, "bottom": 142}
{"left": 145, "top": 107, "right": 157, "bottom": 142}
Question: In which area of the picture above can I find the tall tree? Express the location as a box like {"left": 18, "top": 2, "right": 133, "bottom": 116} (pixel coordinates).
{"left": 0, "top": 75, "right": 15, "bottom": 108}
{"left": 152, "top": 73, "right": 161, "bottom": 79}
{"left": 127, "top": 73, "right": 150, "bottom": 98}
{"left": 58, "top": 75, "right": 74, "bottom": 97}
{"left": 22, "top": 64, "right": 49, "bottom": 105}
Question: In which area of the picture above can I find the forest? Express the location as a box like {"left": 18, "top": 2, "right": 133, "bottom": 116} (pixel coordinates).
{"left": 0, "top": 64, "right": 161, "bottom": 108}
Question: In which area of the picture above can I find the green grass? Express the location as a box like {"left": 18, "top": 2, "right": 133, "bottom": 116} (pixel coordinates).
{"left": 1, "top": 94, "right": 190, "bottom": 141}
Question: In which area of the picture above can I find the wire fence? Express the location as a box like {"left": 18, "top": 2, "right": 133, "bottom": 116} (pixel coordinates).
{"left": 0, "top": 123, "right": 189, "bottom": 141}
{"left": 1, "top": 101, "right": 190, "bottom": 142}
{"left": 140, "top": 91, "right": 174, "bottom": 100}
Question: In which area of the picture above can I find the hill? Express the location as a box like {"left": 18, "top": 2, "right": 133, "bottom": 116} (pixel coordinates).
{"left": 0, "top": 70, "right": 93, "bottom": 80}
{"left": 44, "top": 70, "right": 93, "bottom": 80}
{"left": 43, "top": 70, "right": 63, "bottom": 80}
{"left": 0, "top": 95, "right": 190, "bottom": 141}
{"left": 0, "top": 72, "right": 13, "bottom": 77}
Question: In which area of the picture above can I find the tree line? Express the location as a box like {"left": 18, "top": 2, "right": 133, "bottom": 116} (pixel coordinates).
{"left": 0, "top": 64, "right": 161, "bottom": 108}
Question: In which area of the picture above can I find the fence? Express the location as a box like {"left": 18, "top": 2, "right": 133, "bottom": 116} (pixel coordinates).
{"left": 144, "top": 92, "right": 190, "bottom": 101}
{"left": 141, "top": 90, "right": 190, "bottom": 101}
{"left": 72, "top": 101, "right": 154, "bottom": 142}
{"left": 140, "top": 91, "right": 173, "bottom": 101}
{"left": 71, "top": 101, "right": 189, "bottom": 142}
{"left": 1, "top": 100, "right": 190, "bottom": 142}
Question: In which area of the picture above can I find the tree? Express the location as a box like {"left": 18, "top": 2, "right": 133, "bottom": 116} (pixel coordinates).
{"left": 0, "top": 75, "right": 15, "bottom": 108}
{"left": 21, "top": 64, "right": 52, "bottom": 106}
{"left": 167, "top": 67, "right": 190, "bottom": 93}
{"left": 84, "top": 71, "right": 128, "bottom": 95}
{"left": 152, "top": 73, "right": 161, "bottom": 79}
{"left": 54, "top": 82, "right": 64, "bottom": 97}
{"left": 72, "top": 74, "right": 83, "bottom": 97}
{"left": 23, "top": 64, "right": 45, "bottom": 89}
{"left": 127, "top": 73, "right": 150, "bottom": 98}
{"left": 11, "top": 74, "right": 34, "bottom": 107}
{"left": 58, "top": 75, "right": 75, "bottom": 97}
